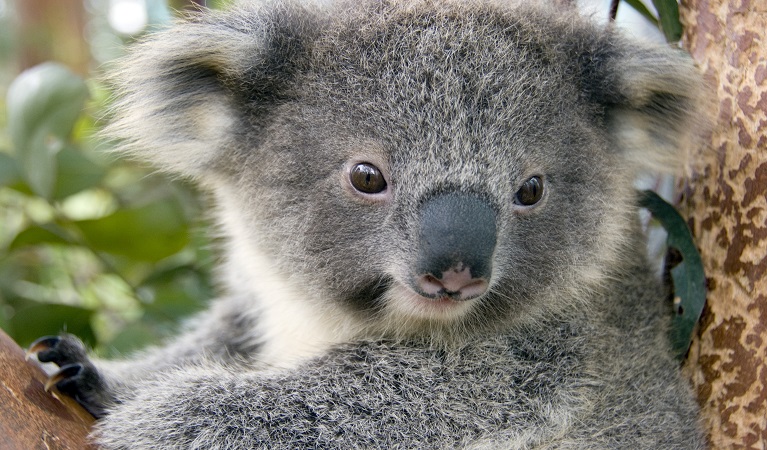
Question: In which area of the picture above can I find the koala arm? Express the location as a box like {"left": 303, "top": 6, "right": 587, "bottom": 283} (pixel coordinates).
{"left": 32, "top": 295, "right": 263, "bottom": 418}
{"left": 91, "top": 336, "right": 583, "bottom": 450}
{"left": 91, "top": 326, "right": 701, "bottom": 450}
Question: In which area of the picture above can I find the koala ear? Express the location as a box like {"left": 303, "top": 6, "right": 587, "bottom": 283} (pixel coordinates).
{"left": 103, "top": 5, "right": 314, "bottom": 178}
{"left": 589, "top": 41, "right": 707, "bottom": 174}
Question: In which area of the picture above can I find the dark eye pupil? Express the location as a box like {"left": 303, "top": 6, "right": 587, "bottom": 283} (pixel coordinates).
{"left": 515, "top": 176, "right": 543, "bottom": 206}
{"left": 350, "top": 163, "right": 387, "bottom": 194}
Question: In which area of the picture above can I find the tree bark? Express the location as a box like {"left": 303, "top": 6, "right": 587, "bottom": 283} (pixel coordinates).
{"left": 679, "top": 0, "right": 767, "bottom": 447}
{"left": 0, "top": 328, "right": 95, "bottom": 449}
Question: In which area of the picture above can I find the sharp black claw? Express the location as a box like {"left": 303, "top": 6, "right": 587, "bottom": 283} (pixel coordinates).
{"left": 45, "top": 363, "right": 84, "bottom": 392}
{"left": 27, "top": 334, "right": 108, "bottom": 418}
{"left": 26, "top": 335, "right": 61, "bottom": 361}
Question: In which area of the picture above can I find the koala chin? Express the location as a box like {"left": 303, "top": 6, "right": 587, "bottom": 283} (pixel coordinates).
{"left": 30, "top": 0, "right": 708, "bottom": 448}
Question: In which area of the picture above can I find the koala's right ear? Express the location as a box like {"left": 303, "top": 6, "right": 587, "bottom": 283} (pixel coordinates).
{"left": 104, "top": 4, "right": 316, "bottom": 178}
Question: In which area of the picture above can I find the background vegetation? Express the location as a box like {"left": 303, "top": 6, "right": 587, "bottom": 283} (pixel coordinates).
{"left": 0, "top": 0, "right": 229, "bottom": 355}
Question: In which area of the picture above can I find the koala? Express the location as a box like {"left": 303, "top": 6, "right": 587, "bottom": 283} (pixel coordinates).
{"left": 30, "top": 0, "right": 707, "bottom": 448}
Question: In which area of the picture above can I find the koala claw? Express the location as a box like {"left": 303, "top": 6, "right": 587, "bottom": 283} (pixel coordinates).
{"left": 44, "top": 363, "right": 84, "bottom": 392}
{"left": 26, "top": 335, "right": 62, "bottom": 361}
{"left": 28, "top": 334, "right": 112, "bottom": 419}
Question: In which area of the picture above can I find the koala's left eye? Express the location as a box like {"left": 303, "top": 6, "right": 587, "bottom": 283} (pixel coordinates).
{"left": 350, "top": 162, "right": 388, "bottom": 194}
{"left": 514, "top": 176, "right": 544, "bottom": 206}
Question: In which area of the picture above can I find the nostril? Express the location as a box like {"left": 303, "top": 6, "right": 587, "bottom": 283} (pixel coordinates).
{"left": 414, "top": 265, "right": 490, "bottom": 300}
{"left": 417, "top": 274, "right": 446, "bottom": 296}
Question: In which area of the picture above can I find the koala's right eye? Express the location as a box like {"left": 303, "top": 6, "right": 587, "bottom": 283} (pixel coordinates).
{"left": 350, "top": 163, "right": 388, "bottom": 194}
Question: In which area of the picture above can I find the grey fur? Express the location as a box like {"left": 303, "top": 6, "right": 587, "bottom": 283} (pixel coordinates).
{"left": 54, "top": 0, "right": 708, "bottom": 447}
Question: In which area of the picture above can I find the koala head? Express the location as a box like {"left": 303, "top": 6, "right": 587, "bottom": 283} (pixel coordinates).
{"left": 106, "top": 0, "right": 703, "bottom": 339}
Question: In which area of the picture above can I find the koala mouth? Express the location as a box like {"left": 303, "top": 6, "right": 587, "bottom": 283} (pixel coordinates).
{"left": 418, "top": 293, "right": 470, "bottom": 309}
{"left": 387, "top": 281, "right": 480, "bottom": 321}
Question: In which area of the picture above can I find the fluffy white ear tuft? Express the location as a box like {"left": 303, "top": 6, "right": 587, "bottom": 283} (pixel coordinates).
{"left": 606, "top": 44, "right": 710, "bottom": 175}
{"left": 102, "top": 19, "right": 261, "bottom": 178}
{"left": 102, "top": 1, "right": 322, "bottom": 179}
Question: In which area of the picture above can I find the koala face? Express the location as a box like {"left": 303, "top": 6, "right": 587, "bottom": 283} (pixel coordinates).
{"left": 107, "top": 0, "right": 702, "bottom": 339}
{"left": 226, "top": 64, "right": 617, "bottom": 329}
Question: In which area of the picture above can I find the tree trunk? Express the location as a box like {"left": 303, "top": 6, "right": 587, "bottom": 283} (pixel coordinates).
{"left": 679, "top": 0, "right": 767, "bottom": 447}
{"left": 0, "top": 329, "right": 95, "bottom": 449}
{"left": 17, "top": 0, "right": 89, "bottom": 75}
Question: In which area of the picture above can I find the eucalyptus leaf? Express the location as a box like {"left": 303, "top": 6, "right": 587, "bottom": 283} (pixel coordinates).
{"left": 9, "top": 303, "right": 96, "bottom": 348}
{"left": 639, "top": 190, "right": 706, "bottom": 360}
{"left": 0, "top": 152, "right": 21, "bottom": 186}
{"left": 139, "top": 265, "right": 209, "bottom": 319}
{"left": 0, "top": 304, "right": 8, "bottom": 331}
{"left": 622, "top": 0, "right": 659, "bottom": 26}
{"left": 53, "top": 145, "right": 106, "bottom": 200}
{"left": 76, "top": 200, "right": 189, "bottom": 262}
{"left": 651, "top": 0, "right": 682, "bottom": 42}
{"left": 9, "top": 223, "right": 72, "bottom": 250}
{"left": 6, "top": 63, "right": 89, "bottom": 198}
{"left": 103, "top": 321, "right": 166, "bottom": 357}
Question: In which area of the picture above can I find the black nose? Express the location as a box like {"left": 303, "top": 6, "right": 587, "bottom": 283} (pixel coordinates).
{"left": 414, "top": 194, "right": 497, "bottom": 300}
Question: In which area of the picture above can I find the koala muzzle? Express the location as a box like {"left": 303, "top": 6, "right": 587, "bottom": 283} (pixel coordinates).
{"left": 414, "top": 194, "right": 497, "bottom": 301}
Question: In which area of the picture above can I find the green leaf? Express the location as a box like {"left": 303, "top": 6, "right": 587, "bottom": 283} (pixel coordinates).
{"left": 53, "top": 146, "right": 106, "bottom": 199}
{"left": 8, "top": 303, "right": 96, "bottom": 348}
{"left": 0, "top": 152, "right": 21, "bottom": 186}
{"left": 6, "top": 63, "right": 89, "bottom": 198}
{"left": 0, "top": 312, "right": 8, "bottom": 332}
{"left": 75, "top": 200, "right": 189, "bottom": 262}
{"left": 639, "top": 190, "right": 706, "bottom": 360}
{"left": 9, "top": 223, "right": 72, "bottom": 250}
{"left": 139, "top": 265, "right": 209, "bottom": 319}
{"left": 651, "top": 0, "right": 683, "bottom": 42}
{"left": 103, "top": 321, "right": 166, "bottom": 356}
{"left": 622, "top": 0, "right": 659, "bottom": 26}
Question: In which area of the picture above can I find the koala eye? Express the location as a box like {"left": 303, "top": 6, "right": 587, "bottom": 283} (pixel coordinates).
{"left": 350, "top": 162, "right": 388, "bottom": 194}
{"left": 514, "top": 176, "right": 544, "bottom": 206}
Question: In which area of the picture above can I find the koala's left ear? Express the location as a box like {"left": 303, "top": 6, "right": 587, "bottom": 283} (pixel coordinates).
{"left": 588, "top": 41, "right": 708, "bottom": 173}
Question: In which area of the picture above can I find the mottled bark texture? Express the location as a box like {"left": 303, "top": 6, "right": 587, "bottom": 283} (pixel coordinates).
{"left": 679, "top": 0, "right": 767, "bottom": 447}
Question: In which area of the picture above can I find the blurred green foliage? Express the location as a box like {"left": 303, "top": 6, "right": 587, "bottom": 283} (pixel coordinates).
{"left": 0, "top": 0, "right": 219, "bottom": 356}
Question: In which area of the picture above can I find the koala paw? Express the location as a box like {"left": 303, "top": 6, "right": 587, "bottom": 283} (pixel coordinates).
{"left": 28, "top": 334, "right": 113, "bottom": 418}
